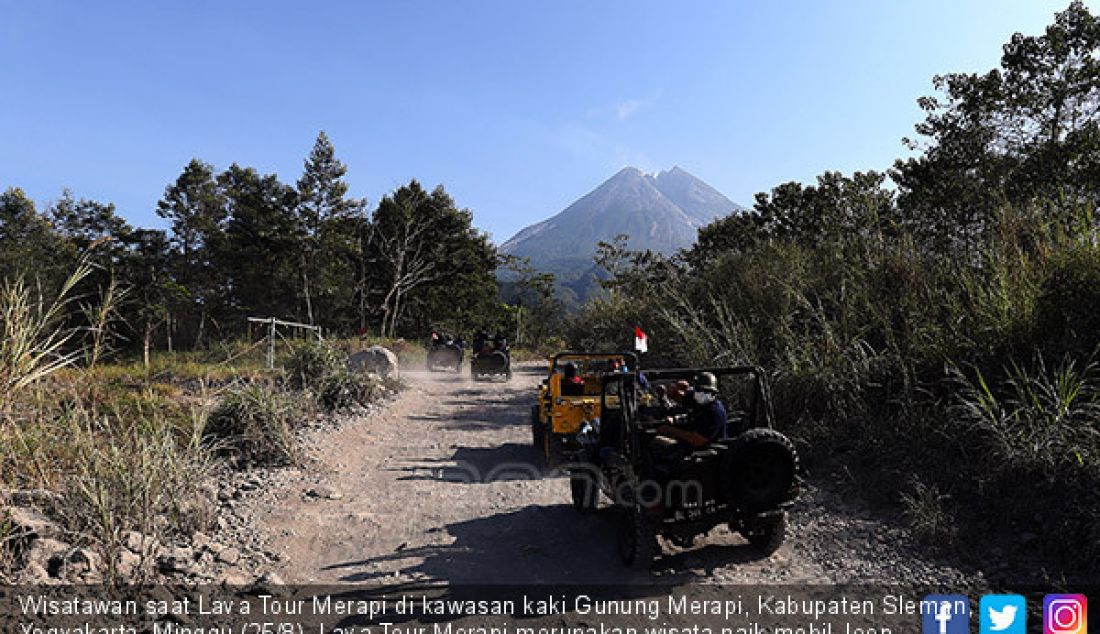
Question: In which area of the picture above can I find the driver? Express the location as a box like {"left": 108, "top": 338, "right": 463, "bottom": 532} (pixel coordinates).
{"left": 560, "top": 362, "right": 585, "bottom": 396}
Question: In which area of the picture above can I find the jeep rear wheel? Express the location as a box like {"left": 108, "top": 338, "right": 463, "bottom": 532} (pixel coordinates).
{"left": 618, "top": 505, "right": 658, "bottom": 570}
{"left": 531, "top": 406, "right": 544, "bottom": 449}
{"left": 723, "top": 428, "right": 799, "bottom": 512}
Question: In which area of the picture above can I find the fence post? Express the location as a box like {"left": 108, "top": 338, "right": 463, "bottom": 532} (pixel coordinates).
{"left": 267, "top": 318, "right": 275, "bottom": 370}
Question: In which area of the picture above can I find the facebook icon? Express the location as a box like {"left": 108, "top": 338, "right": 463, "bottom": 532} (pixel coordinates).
{"left": 922, "top": 595, "right": 970, "bottom": 634}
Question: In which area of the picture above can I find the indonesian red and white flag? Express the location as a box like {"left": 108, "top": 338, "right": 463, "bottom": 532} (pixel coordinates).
{"left": 634, "top": 326, "right": 648, "bottom": 353}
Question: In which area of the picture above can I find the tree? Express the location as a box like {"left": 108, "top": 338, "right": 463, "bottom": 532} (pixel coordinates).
{"left": 685, "top": 171, "right": 895, "bottom": 266}
{"left": 295, "top": 132, "right": 368, "bottom": 329}
{"left": 893, "top": 1, "right": 1100, "bottom": 252}
{"left": 48, "top": 190, "right": 132, "bottom": 256}
{"left": 156, "top": 159, "right": 227, "bottom": 348}
{"left": 118, "top": 229, "right": 186, "bottom": 365}
{"left": 593, "top": 234, "right": 632, "bottom": 299}
{"left": 0, "top": 188, "right": 71, "bottom": 283}
{"left": 498, "top": 254, "right": 559, "bottom": 346}
{"left": 215, "top": 164, "right": 300, "bottom": 325}
{"left": 364, "top": 181, "right": 499, "bottom": 338}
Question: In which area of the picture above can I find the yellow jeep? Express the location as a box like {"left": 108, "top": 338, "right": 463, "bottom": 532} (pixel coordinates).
{"left": 530, "top": 351, "right": 638, "bottom": 465}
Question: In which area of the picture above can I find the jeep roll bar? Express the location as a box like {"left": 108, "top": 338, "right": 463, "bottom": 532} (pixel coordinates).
{"left": 599, "top": 366, "right": 776, "bottom": 432}
{"left": 549, "top": 351, "right": 640, "bottom": 373}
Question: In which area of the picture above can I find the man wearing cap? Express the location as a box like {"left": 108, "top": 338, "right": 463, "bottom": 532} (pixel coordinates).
{"left": 657, "top": 372, "right": 728, "bottom": 448}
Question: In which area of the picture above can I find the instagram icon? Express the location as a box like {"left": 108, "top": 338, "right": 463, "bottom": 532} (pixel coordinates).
{"left": 1045, "top": 595, "right": 1087, "bottom": 634}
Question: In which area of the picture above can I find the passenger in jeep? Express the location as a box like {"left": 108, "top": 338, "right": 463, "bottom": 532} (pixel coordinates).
{"left": 653, "top": 373, "right": 728, "bottom": 466}
{"left": 560, "top": 362, "right": 586, "bottom": 396}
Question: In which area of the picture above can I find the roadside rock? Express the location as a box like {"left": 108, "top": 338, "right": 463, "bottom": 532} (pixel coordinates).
{"left": 157, "top": 546, "right": 195, "bottom": 574}
{"left": 17, "top": 562, "right": 51, "bottom": 583}
{"left": 304, "top": 486, "right": 343, "bottom": 500}
{"left": 219, "top": 570, "right": 252, "bottom": 586}
{"left": 215, "top": 547, "right": 241, "bottom": 565}
{"left": 23, "top": 538, "right": 69, "bottom": 575}
{"left": 348, "top": 346, "right": 398, "bottom": 378}
{"left": 4, "top": 506, "right": 61, "bottom": 541}
{"left": 253, "top": 571, "right": 285, "bottom": 592}
{"left": 116, "top": 549, "right": 144, "bottom": 578}
{"left": 122, "top": 530, "right": 159, "bottom": 557}
{"left": 48, "top": 547, "right": 102, "bottom": 578}
{"left": 191, "top": 531, "right": 212, "bottom": 550}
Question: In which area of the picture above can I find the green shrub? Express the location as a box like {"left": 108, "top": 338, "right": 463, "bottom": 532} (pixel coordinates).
{"left": 63, "top": 407, "right": 215, "bottom": 582}
{"left": 318, "top": 370, "right": 382, "bottom": 412}
{"left": 951, "top": 355, "right": 1100, "bottom": 477}
{"left": 2, "top": 384, "right": 215, "bottom": 583}
{"left": 1036, "top": 243, "right": 1100, "bottom": 356}
{"left": 284, "top": 341, "right": 343, "bottom": 390}
{"left": 205, "top": 384, "right": 299, "bottom": 467}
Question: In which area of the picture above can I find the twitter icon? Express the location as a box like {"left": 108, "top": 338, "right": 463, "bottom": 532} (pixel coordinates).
{"left": 981, "top": 594, "right": 1026, "bottom": 634}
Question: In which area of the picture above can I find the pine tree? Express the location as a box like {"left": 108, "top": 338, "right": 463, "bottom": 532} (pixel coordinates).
{"left": 295, "top": 131, "right": 367, "bottom": 329}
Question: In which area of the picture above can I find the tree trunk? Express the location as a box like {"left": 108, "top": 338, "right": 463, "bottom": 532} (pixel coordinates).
{"left": 166, "top": 311, "right": 174, "bottom": 353}
{"left": 143, "top": 322, "right": 153, "bottom": 369}
{"left": 390, "top": 289, "right": 404, "bottom": 339}
{"left": 195, "top": 309, "right": 207, "bottom": 350}
{"left": 303, "top": 269, "right": 314, "bottom": 326}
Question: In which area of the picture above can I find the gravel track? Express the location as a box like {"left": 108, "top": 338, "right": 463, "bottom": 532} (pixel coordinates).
{"left": 246, "top": 364, "right": 978, "bottom": 587}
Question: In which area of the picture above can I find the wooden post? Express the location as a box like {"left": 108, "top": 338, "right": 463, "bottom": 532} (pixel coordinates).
{"left": 267, "top": 318, "right": 276, "bottom": 370}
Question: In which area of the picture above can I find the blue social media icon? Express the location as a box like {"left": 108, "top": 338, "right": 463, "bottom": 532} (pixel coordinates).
{"left": 923, "top": 595, "right": 970, "bottom": 634}
{"left": 981, "top": 595, "right": 1027, "bottom": 634}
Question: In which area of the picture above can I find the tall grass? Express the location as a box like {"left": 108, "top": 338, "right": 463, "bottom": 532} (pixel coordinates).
{"left": 0, "top": 264, "right": 92, "bottom": 411}
{"left": 952, "top": 356, "right": 1100, "bottom": 476}
{"left": 0, "top": 264, "right": 217, "bottom": 582}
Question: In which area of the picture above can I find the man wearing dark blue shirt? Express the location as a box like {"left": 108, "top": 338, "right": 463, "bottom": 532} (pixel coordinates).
{"left": 657, "top": 372, "right": 728, "bottom": 448}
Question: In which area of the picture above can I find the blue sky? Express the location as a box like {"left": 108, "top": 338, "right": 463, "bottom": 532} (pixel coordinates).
{"left": 1, "top": 1, "right": 1089, "bottom": 244}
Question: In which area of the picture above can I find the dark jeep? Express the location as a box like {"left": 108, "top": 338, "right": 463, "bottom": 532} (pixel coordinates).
{"left": 568, "top": 367, "right": 800, "bottom": 569}
{"left": 471, "top": 335, "right": 512, "bottom": 381}
{"left": 427, "top": 337, "right": 464, "bottom": 372}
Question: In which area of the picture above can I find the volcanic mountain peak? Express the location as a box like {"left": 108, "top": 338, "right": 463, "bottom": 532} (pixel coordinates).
{"left": 499, "top": 166, "right": 744, "bottom": 277}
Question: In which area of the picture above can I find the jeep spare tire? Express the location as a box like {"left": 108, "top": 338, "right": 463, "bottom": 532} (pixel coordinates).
{"left": 722, "top": 428, "right": 798, "bottom": 512}
{"left": 487, "top": 350, "right": 509, "bottom": 372}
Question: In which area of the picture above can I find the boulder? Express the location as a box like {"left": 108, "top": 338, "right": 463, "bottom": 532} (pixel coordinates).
{"left": 157, "top": 546, "right": 196, "bottom": 574}
{"left": 215, "top": 547, "right": 241, "bottom": 565}
{"left": 17, "top": 562, "right": 51, "bottom": 584}
{"left": 252, "top": 571, "right": 286, "bottom": 593}
{"left": 47, "top": 547, "right": 101, "bottom": 578}
{"left": 348, "top": 346, "right": 398, "bottom": 378}
{"left": 191, "top": 531, "right": 211, "bottom": 551}
{"left": 23, "top": 538, "right": 69, "bottom": 576}
{"left": 122, "top": 530, "right": 159, "bottom": 557}
{"left": 219, "top": 570, "right": 252, "bottom": 587}
{"left": 116, "top": 549, "right": 143, "bottom": 578}
{"left": 4, "top": 506, "right": 60, "bottom": 541}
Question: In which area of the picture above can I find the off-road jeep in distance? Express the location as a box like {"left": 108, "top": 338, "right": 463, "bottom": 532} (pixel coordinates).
{"left": 531, "top": 351, "right": 638, "bottom": 466}
{"left": 470, "top": 333, "right": 512, "bottom": 381}
{"left": 568, "top": 366, "right": 800, "bottom": 569}
{"left": 426, "top": 333, "right": 464, "bottom": 372}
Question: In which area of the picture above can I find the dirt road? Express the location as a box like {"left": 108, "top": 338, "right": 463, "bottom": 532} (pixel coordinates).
{"left": 249, "top": 364, "right": 977, "bottom": 586}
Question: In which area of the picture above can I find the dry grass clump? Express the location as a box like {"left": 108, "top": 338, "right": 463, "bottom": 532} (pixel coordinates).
{"left": 205, "top": 383, "right": 299, "bottom": 468}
